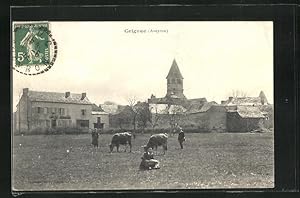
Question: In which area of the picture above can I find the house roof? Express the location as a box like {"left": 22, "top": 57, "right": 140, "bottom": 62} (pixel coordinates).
{"left": 199, "top": 102, "right": 218, "bottom": 112}
{"left": 166, "top": 59, "right": 183, "bottom": 79}
{"left": 27, "top": 90, "right": 92, "bottom": 105}
{"left": 92, "top": 104, "right": 104, "bottom": 112}
{"left": 149, "top": 103, "right": 186, "bottom": 114}
{"left": 236, "top": 106, "right": 265, "bottom": 118}
{"left": 149, "top": 96, "right": 186, "bottom": 105}
{"left": 186, "top": 101, "right": 217, "bottom": 114}
{"left": 225, "top": 97, "right": 262, "bottom": 106}
{"left": 187, "top": 98, "right": 208, "bottom": 104}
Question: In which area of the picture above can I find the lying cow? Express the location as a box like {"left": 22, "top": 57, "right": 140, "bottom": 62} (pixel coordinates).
{"left": 109, "top": 132, "right": 132, "bottom": 152}
{"left": 143, "top": 133, "right": 168, "bottom": 155}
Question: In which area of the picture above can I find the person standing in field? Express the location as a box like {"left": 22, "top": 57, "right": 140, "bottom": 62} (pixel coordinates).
{"left": 91, "top": 129, "right": 99, "bottom": 148}
{"left": 178, "top": 127, "right": 185, "bottom": 149}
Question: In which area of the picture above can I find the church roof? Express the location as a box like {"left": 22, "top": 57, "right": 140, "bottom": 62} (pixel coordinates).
{"left": 166, "top": 59, "right": 183, "bottom": 79}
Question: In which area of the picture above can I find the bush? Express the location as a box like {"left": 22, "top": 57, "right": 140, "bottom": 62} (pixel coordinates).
{"left": 102, "top": 128, "right": 211, "bottom": 134}
{"left": 27, "top": 127, "right": 89, "bottom": 135}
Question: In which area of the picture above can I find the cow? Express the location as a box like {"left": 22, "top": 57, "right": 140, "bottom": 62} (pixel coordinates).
{"left": 109, "top": 132, "right": 132, "bottom": 152}
{"left": 143, "top": 133, "right": 168, "bottom": 155}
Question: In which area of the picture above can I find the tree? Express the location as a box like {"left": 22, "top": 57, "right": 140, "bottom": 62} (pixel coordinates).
{"left": 166, "top": 104, "right": 186, "bottom": 135}
{"left": 103, "top": 101, "right": 117, "bottom": 105}
{"left": 230, "top": 89, "right": 248, "bottom": 98}
{"left": 149, "top": 104, "right": 162, "bottom": 130}
{"left": 136, "top": 102, "right": 151, "bottom": 132}
{"left": 127, "top": 96, "right": 138, "bottom": 131}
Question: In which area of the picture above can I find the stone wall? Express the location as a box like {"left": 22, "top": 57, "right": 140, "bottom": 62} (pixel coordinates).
{"left": 226, "top": 112, "right": 264, "bottom": 132}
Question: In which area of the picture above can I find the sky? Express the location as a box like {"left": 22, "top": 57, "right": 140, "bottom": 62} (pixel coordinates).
{"left": 13, "top": 21, "right": 273, "bottom": 110}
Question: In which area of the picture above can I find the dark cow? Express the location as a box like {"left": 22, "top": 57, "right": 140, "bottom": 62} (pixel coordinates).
{"left": 109, "top": 132, "right": 132, "bottom": 152}
{"left": 143, "top": 133, "right": 168, "bottom": 154}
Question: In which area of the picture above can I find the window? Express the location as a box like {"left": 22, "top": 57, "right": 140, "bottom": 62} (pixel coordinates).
{"left": 37, "top": 107, "right": 42, "bottom": 113}
{"left": 97, "top": 117, "right": 101, "bottom": 123}
{"left": 59, "top": 108, "right": 65, "bottom": 115}
{"left": 172, "top": 79, "right": 176, "bottom": 83}
{"left": 177, "top": 79, "right": 182, "bottom": 84}
{"left": 81, "top": 109, "right": 86, "bottom": 116}
{"left": 44, "top": 107, "right": 47, "bottom": 114}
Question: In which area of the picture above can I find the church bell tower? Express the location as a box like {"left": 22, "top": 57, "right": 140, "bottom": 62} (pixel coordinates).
{"left": 166, "top": 59, "right": 186, "bottom": 99}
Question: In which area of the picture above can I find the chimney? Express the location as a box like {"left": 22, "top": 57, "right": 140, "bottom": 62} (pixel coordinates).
{"left": 221, "top": 100, "right": 226, "bottom": 104}
{"left": 23, "top": 88, "right": 29, "bottom": 96}
{"left": 228, "top": 97, "right": 233, "bottom": 101}
{"left": 65, "top": 92, "right": 70, "bottom": 98}
{"left": 81, "top": 93, "right": 86, "bottom": 100}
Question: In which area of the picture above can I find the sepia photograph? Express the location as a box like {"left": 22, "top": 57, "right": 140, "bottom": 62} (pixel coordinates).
{"left": 12, "top": 21, "right": 274, "bottom": 190}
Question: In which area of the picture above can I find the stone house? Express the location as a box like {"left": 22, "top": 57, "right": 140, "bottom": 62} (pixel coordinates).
{"left": 91, "top": 104, "right": 109, "bottom": 130}
{"left": 185, "top": 103, "right": 227, "bottom": 132}
{"left": 14, "top": 88, "right": 93, "bottom": 134}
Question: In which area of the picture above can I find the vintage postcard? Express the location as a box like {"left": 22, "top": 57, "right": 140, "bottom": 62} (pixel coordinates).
{"left": 12, "top": 21, "right": 274, "bottom": 190}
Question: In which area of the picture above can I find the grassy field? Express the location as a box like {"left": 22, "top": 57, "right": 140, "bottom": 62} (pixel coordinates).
{"left": 12, "top": 132, "right": 274, "bottom": 190}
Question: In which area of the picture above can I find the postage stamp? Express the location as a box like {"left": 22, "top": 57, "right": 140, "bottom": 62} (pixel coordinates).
{"left": 12, "top": 22, "right": 57, "bottom": 75}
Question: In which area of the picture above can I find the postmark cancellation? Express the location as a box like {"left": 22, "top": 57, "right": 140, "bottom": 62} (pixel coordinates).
{"left": 12, "top": 22, "right": 57, "bottom": 75}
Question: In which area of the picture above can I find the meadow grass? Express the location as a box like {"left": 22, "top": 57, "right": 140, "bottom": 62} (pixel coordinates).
{"left": 12, "top": 132, "right": 274, "bottom": 190}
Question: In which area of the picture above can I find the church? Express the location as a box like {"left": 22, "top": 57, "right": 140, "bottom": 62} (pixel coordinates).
{"left": 147, "top": 59, "right": 211, "bottom": 130}
{"left": 148, "top": 59, "right": 207, "bottom": 113}
{"left": 147, "top": 59, "right": 272, "bottom": 132}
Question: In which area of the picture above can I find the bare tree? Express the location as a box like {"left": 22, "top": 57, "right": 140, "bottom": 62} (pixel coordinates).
{"left": 149, "top": 103, "right": 166, "bottom": 130}
{"left": 127, "top": 96, "right": 138, "bottom": 131}
{"left": 230, "top": 89, "right": 248, "bottom": 98}
{"left": 166, "top": 104, "right": 185, "bottom": 135}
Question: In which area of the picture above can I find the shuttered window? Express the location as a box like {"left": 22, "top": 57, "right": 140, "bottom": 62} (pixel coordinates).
{"left": 59, "top": 108, "right": 65, "bottom": 115}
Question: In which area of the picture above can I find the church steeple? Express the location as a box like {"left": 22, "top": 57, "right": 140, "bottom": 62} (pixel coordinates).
{"left": 166, "top": 59, "right": 183, "bottom": 79}
{"left": 166, "top": 59, "right": 186, "bottom": 99}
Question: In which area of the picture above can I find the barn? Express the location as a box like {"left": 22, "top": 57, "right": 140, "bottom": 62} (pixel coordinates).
{"left": 226, "top": 106, "right": 266, "bottom": 132}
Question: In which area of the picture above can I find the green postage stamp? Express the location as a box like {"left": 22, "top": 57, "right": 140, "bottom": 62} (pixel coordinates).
{"left": 13, "top": 22, "right": 57, "bottom": 75}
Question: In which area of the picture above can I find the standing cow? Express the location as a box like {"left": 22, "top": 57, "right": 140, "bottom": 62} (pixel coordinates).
{"left": 109, "top": 132, "right": 132, "bottom": 152}
{"left": 143, "top": 133, "right": 168, "bottom": 155}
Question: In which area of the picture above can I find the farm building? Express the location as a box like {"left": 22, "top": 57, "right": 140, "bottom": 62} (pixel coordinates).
{"left": 226, "top": 106, "right": 266, "bottom": 132}
{"left": 14, "top": 88, "right": 94, "bottom": 134}
{"left": 185, "top": 103, "right": 227, "bottom": 132}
